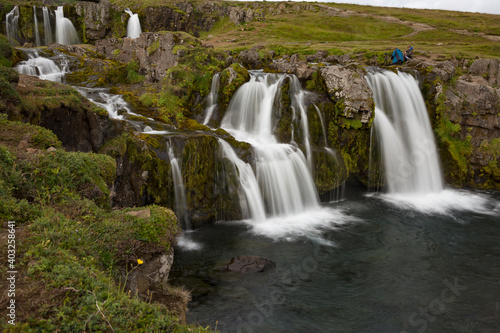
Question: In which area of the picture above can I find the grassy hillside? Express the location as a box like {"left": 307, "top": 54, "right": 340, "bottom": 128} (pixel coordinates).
{"left": 197, "top": 1, "right": 500, "bottom": 59}
{"left": 3, "top": 0, "right": 499, "bottom": 58}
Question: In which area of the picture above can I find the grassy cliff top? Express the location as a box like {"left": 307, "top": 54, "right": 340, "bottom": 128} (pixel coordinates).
{"left": 110, "top": 0, "right": 500, "bottom": 59}
{"left": 4, "top": 0, "right": 500, "bottom": 58}
{"left": 196, "top": 1, "right": 500, "bottom": 59}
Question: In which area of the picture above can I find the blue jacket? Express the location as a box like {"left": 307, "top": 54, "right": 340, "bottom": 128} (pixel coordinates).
{"left": 391, "top": 48, "right": 404, "bottom": 64}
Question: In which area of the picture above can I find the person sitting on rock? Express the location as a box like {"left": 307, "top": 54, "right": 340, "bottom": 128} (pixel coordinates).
{"left": 391, "top": 48, "right": 404, "bottom": 65}
{"left": 404, "top": 46, "right": 414, "bottom": 61}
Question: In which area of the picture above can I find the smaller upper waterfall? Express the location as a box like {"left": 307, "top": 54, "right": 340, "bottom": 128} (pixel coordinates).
{"left": 125, "top": 9, "right": 142, "bottom": 39}
{"left": 33, "top": 7, "right": 41, "bottom": 47}
{"left": 43, "top": 7, "right": 54, "bottom": 45}
{"left": 202, "top": 73, "right": 220, "bottom": 125}
{"left": 5, "top": 6, "right": 20, "bottom": 43}
{"left": 167, "top": 143, "right": 191, "bottom": 230}
{"left": 367, "top": 69, "right": 443, "bottom": 194}
{"left": 16, "top": 50, "right": 65, "bottom": 82}
{"left": 55, "top": 6, "right": 80, "bottom": 45}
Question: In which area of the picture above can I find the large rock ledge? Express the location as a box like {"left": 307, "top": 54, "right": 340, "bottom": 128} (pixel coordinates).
{"left": 95, "top": 32, "right": 179, "bottom": 82}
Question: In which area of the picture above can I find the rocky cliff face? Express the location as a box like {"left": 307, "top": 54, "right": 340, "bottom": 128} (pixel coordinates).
{"left": 96, "top": 32, "right": 179, "bottom": 83}
{"left": 407, "top": 58, "right": 500, "bottom": 189}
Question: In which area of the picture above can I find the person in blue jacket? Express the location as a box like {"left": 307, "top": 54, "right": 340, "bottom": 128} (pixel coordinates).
{"left": 391, "top": 48, "right": 404, "bottom": 65}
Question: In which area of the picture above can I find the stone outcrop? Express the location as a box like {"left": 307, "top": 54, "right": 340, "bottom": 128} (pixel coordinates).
{"left": 267, "top": 55, "right": 315, "bottom": 80}
{"left": 409, "top": 58, "right": 500, "bottom": 189}
{"left": 320, "top": 65, "right": 374, "bottom": 123}
{"left": 75, "top": 0, "right": 112, "bottom": 40}
{"left": 95, "top": 32, "right": 179, "bottom": 82}
{"left": 127, "top": 249, "right": 175, "bottom": 295}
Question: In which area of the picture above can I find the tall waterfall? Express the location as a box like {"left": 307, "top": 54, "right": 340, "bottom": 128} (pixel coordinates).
{"left": 202, "top": 73, "right": 220, "bottom": 125}
{"left": 43, "top": 7, "right": 54, "bottom": 45}
{"left": 221, "top": 72, "right": 320, "bottom": 220}
{"left": 125, "top": 9, "right": 142, "bottom": 39}
{"left": 167, "top": 143, "right": 191, "bottom": 230}
{"left": 33, "top": 7, "right": 41, "bottom": 47}
{"left": 55, "top": 6, "right": 80, "bottom": 45}
{"left": 5, "top": 6, "right": 20, "bottom": 43}
{"left": 367, "top": 69, "right": 443, "bottom": 194}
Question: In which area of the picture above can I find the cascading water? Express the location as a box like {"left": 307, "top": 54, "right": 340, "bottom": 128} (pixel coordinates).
{"left": 5, "top": 6, "right": 20, "bottom": 43}
{"left": 43, "top": 7, "right": 54, "bottom": 45}
{"left": 289, "top": 75, "right": 313, "bottom": 170}
{"left": 314, "top": 105, "right": 328, "bottom": 146}
{"left": 55, "top": 6, "right": 80, "bottom": 45}
{"left": 202, "top": 73, "right": 220, "bottom": 125}
{"left": 75, "top": 87, "right": 145, "bottom": 122}
{"left": 125, "top": 9, "right": 142, "bottom": 39}
{"left": 218, "top": 139, "right": 266, "bottom": 222}
{"left": 221, "top": 72, "right": 320, "bottom": 220}
{"left": 33, "top": 7, "right": 41, "bottom": 47}
{"left": 167, "top": 143, "right": 191, "bottom": 230}
{"left": 15, "top": 50, "right": 65, "bottom": 82}
{"left": 366, "top": 69, "right": 443, "bottom": 194}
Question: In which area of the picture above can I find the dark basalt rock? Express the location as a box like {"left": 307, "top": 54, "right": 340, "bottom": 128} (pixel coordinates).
{"left": 226, "top": 255, "right": 276, "bottom": 273}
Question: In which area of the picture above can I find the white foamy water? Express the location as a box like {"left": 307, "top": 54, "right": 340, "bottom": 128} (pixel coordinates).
{"left": 176, "top": 232, "right": 202, "bottom": 251}
{"left": 374, "top": 189, "right": 499, "bottom": 216}
{"left": 15, "top": 50, "right": 65, "bottom": 82}
{"left": 242, "top": 207, "right": 354, "bottom": 244}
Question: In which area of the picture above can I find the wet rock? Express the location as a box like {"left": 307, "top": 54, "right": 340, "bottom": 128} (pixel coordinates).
{"left": 226, "top": 255, "right": 276, "bottom": 273}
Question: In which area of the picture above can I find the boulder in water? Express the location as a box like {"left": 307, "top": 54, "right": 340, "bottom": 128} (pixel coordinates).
{"left": 226, "top": 255, "right": 275, "bottom": 273}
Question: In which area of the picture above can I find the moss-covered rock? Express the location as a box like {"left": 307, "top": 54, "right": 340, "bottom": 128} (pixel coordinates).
{"left": 217, "top": 63, "right": 250, "bottom": 121}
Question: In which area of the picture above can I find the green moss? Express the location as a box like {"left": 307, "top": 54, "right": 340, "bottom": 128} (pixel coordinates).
{"left": 218, "top": 63, "right": 250, "bottom": 116}
{"left": 126, "top": 61, "right": 145, "bottom": 84}
{"left": 147, "top": 40, "right": 160, "bottom": 55}
{"left": 433, "top": 92, "right": 472, "bottom": 185}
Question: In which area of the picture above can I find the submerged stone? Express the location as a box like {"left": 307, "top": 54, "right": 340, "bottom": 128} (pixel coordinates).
{"left": 226, "top": 255, "right": 276, "bottom": 274}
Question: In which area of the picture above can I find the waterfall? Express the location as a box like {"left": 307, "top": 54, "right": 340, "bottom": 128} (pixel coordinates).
{"left": 125, "top": 9, "right": 142, "bottom": 39}
{"left": 55, "top": 6, "right": 80, "bottom": 45}
{"left": 218, "top": 139, "right": 266, "bottom": 222}
{"left": 167, "top": 143, "right": 191, "bottom": 230}
{"left": 221, "top": 72, "right": 320, "bottom": 220}
{"left": 314, "top": 105, "right": 328, "bottom": 147}
{"left": 16, "top": 50, "right": 65, "bottom": 82}
{"left": 43, "top": 7, "right": 54, "bottom": 45}
{"left": 203, "top": 73, "right": 220, "bottom": 125}
{"left": 222, "top": 73, "right": 285, "bottom": 144}
{"left": 366, "top": 69, "right": 443, "bottom": 194}
{"left": 290, "top": 75, "right": 313, "bottom": 170}
{"left": 75, "top": 87, "right": 144, "bottom": 120}
{"left": 34, "top": 7, "right": 41, "bottom": 47}
{"left": 5, "top": 6, "right": 20, "bottom": 43}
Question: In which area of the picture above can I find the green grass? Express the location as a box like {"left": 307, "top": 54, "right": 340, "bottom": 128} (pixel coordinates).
{"left": 0, "top": 117, "right": 212, "bottom": 332}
